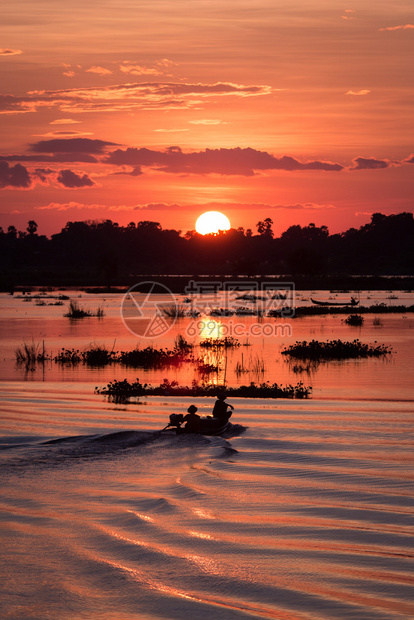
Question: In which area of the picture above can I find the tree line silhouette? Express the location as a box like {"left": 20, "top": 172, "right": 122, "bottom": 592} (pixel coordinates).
{"left": 1, "top": 212, "right": 413, "bottom": 287}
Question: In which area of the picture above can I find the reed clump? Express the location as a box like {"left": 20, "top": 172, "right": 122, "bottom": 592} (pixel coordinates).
{"left": 15, "top": 340, "right": 48, "bottom": 364}
{"left": 282, "top": 339, "right": 391, "bottom": 360}
{"left": 64, "top": 299, "right": 104, "bottom": 318}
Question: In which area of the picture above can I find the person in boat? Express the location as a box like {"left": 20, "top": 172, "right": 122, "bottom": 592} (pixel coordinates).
{"left": 182, "top": 405, "right": 201, "bottom": 433}
{"left": 212, "top": 393, "right": 234, "bottom": 422}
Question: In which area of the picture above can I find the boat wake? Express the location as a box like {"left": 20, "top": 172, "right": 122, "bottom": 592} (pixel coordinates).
{"left": 0, "top": 425, "right": 245, "bottom": 476}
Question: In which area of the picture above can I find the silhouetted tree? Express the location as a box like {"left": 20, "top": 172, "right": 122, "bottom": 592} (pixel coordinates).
{"left": 256, "top": 218, "right": 274, "bottom": 237}
{"left": 27, "top": 220, "right": 38, "bottom": 235}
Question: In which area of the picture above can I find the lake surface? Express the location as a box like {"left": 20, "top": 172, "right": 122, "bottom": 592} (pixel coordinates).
{"left": 1, "top": 290, "right": 413, "bottom": 619}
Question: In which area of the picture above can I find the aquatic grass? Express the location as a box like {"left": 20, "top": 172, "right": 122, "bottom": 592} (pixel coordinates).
{"left": 159, "top": 303, "right": 187, "bottom": 318}
{"left": 15, "top": 340, "right": 48, "bottom": 364}
{"left": 64, "top": 299, "right": 104, "bottom": 318}
{"left": 64, "top": 300, "right": 93, "bottom": 318}
{"left": 282, "top": 339, "right": 391, "bottom": 361}
{"left": 96, "top": 378, "right": 312, "bottom": 401}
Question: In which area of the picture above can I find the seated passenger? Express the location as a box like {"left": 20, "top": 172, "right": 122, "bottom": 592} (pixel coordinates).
{"left": 212, "top": 393, "right": 234, "bottom": 422}
{"left": 182, "top": 405, "right": 201, "bottom": 433}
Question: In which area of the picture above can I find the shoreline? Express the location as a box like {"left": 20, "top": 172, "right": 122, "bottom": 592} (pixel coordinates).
{"left": 3, "top": 274, "right": 414, "bottom": 293}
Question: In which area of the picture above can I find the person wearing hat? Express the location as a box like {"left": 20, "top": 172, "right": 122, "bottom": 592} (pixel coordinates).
{"left": 182, "top": 405, "right": 201, "bottom": 433}
{"left": 212, "top": 392, "right": 234, "bottom": 422}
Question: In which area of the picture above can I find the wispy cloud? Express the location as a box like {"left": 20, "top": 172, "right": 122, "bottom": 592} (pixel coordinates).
{"left": 189, "top": 119, "right": 227, "bottom": 125}
{"left": 0, "top": 48, "right": 22, "bottom": 56}
{"left": 120, "top": 63, "right": 162, "bottom": 76}
{"left": 35, "top": 202, "right": 103, "bottom": 211}
{"left": 153, "top": 128, "right": 189, "bottom": 133}
{"left": 379, "top": 24, "right": 414, "bottom": 32}
{"left": 50, "top": 119, "right": 82, "bottom": 125}
{"left": 346, "top": 90, "right": 370, "bottom": 96}
{"left": 34, "top": 131, "right": 94, "bottom": 138}
{"left": 0, "top": 81, "right": 273, "bottom": 115}
{"left": 86, "top": 66, "right": 113, "bottom": 76}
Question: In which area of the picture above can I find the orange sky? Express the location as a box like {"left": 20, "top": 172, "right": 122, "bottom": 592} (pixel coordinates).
{"left": 1, "top": 1, "right": 413, "bottom": 236}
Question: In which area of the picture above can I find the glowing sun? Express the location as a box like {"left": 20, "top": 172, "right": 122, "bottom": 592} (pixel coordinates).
{"left": 195, "top": 211, "right": 231, "bottom": 235}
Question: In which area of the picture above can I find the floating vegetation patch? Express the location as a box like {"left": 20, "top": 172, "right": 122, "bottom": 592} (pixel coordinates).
{"left": 282, "top": 339, "right": 391, "bottom": 361}
{"left": 200, "top": 337, "right": 241, "bottom": 349}
{"left": 54, "top": 344, "right": 193, "bottom": 368}
{"left": 344, "top": 314, "right": 364, "bottom": 326}
{"left": 269, "top": 304, "right": 414, "bottom": 318}
{"left": 54, "top": 346, "right": 116, "bottom": 366}
{"left": 96, "top": 378, "right": 312, "bottom": 401}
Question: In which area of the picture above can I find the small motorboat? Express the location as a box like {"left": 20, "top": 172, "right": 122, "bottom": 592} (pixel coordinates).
{"left": 165, "top": 413, "right": 230, "bottom": 436}
{"left": 311, "top": 297, "right": 359, "bottom": 307}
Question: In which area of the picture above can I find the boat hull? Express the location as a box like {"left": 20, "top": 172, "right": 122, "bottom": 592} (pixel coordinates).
{"left": 311, "top": 298, "right": 359, "bottom": 307}
{"left": 177, "top": 417, "right": 230, "bottom": 436}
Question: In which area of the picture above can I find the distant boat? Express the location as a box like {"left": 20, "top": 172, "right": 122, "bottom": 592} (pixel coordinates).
{"left": 311, "top": 298, "right": 359, "bottom": 307}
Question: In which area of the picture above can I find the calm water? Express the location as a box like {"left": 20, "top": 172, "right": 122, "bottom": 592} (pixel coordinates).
{"left": 1, "top": 291, "right": 413, "bottom": 619}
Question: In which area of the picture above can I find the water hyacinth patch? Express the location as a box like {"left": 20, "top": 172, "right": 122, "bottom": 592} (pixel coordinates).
{"left": 282, "top": 339, "right": 391, "bottom": 360}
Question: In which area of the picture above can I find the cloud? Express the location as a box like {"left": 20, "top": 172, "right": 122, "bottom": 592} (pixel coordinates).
{"left": 350, "top": 157, "right": 391, "bottom": 170}
{"left": 130, "top": 201, "right": 336, "bottom": 212}
{"left": 56, "top": 169, "right": 95, "bottom": 188}
{"left": 0, "top": 161, "right": 31, "bottom": 188}
{"left": 106, "top": 146, "right": 343, "bottom": 176}
{"left": 0, "top": 81, "right": 273, "bottom": 115}
{"left": 379, "top": 24, "right": 414, "bottom": 32}
{"left": 34, "top": 130, "right": 94, "bottom": 138}
{"left": 0, "top": 48, "right": 23, "bottom": 56}
{"left": 0, "top": 153, "right": 99, "bottom": 163}
{"left": 86, "top": 66, "right": 113, "bottom": 76}
{"left": 50, "top": 118, "right": 82, "bottom": 125}
{"left": 32, "top": 168, "right": 54, "bottom": 183}
{"left": 404, "top": 154, "right": 414, "bottom": 164}
{"left": 189, "top": 119, "right": 227, "bottom": 125}
{"left": 120, "top": 63, "right": 163, "bottom": 76}
{"left": 346, "top": 90, "right": 370, "bottom": 96}
{"left": 153, "top": 128, "right": 189, "bottom": 133}
{"left": 35, "top": 202, "right": 102, "bottom": 211}
{"left": 29, "top": 138, "right": 118, "bottom": 154}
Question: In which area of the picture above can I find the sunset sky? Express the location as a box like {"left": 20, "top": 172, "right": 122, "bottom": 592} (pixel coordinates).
{"left": 1, "top": 0, "right": 413, "bottom": 236}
